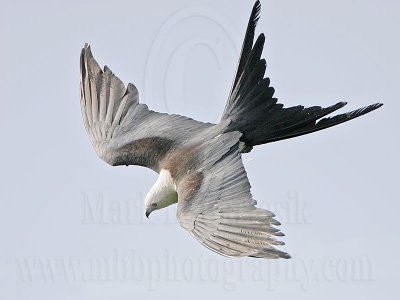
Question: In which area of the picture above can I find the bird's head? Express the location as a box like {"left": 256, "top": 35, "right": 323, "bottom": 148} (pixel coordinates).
{"left": 144, "top": 170, "right": 178, "bottom": 218}
{"left": 144, "top": 188, "right": 178, "bottom": 218}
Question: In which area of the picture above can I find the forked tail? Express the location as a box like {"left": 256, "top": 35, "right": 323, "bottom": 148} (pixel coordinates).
{"left": 221, "top": 1, "right": 382, "bottom": 148}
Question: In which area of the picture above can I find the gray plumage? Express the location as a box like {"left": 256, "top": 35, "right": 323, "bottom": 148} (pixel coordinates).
{"left": 79, "top": 1, "right": 382, "bottom": 259}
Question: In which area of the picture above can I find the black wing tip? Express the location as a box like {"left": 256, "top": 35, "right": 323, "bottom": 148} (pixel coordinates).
{"left": 251, "top": 1, "right": 262, "bottom": 25}
{"left": 371, "top": 102, "right": 384, "bottom": 109}
{"left": 255, "top": 33, "right": 266, "bottom": 45}
{"left": 253, "top": 1, "right": 261, "bottom": 14}
{"left": 354, "top": 102, "right": 384, "bottom": 116}
{"left": 325, "top": 101, "right": 348, "bottom": 112}
{"left": 246, "top": 1, "right": 261, "bottom": 33}
{"left": 324, "top": 101, "right": 382, "bottom": 118}
{"left": 353, "top": 102, "right": 383, "bottom": 110}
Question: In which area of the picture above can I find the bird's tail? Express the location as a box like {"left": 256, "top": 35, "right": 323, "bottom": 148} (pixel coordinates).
{"left": 221, "top": 1, "right": 382, "bottom": 148}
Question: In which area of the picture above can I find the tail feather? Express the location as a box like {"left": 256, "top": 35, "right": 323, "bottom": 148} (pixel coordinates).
{"left": 222, "top": 1, "right": 383, "bottom": 147}
{"left": 229, "top": 0, "right": 261, "bottom": 93}
{"left": 250, "top": 103, "right": 383, "bottom": 144}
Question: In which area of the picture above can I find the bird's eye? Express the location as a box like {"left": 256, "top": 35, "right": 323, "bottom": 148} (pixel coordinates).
{"left": 151, "top": 203, "right": 158, "bottom": 207}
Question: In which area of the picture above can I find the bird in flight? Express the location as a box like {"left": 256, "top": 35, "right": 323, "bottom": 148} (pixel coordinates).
{"left": 80, "top": 1, "right": 382, "bottom": 259}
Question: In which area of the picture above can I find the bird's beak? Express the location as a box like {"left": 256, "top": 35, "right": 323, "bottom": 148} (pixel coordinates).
{"left": 145, "top": 209, "right": 151, "bottom": 219}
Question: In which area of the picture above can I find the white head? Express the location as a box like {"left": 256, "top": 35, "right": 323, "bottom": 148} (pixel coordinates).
{"left": 145, "top": 170, "right": 178, "bottom": 218}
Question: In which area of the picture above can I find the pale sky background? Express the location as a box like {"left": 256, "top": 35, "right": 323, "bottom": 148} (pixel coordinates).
{"left": 1, "top": 0, "right": 399, "bottom": 299}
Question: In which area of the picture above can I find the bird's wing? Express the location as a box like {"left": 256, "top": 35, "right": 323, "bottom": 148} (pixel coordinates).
{"left": 80, "top": 45, "right": 214, "bottom": 171}
{"left": 222, "top": 1, "right": 382, "bottom": 147}
{"left": 176, "top": 132, "right": 289, "bottom": 259}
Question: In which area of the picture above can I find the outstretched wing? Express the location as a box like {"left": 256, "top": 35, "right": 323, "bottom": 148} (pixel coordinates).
{"left": 80, "top": 45, "right": 213, "bottom": 172}
{"left": 177, "top": 132, "right": 289, "bottom": 259}
{"left": 222, "top": 1, "right": 382, "bottom": 147}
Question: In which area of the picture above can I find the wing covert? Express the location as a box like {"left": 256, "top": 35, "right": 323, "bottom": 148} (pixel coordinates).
{"left": 80, "top": 44, "right": 214, "bottom": 171}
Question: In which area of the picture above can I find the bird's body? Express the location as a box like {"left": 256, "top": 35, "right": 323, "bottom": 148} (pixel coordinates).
{"left": 80, "top": 1, "right": 382, "bottom": 259}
